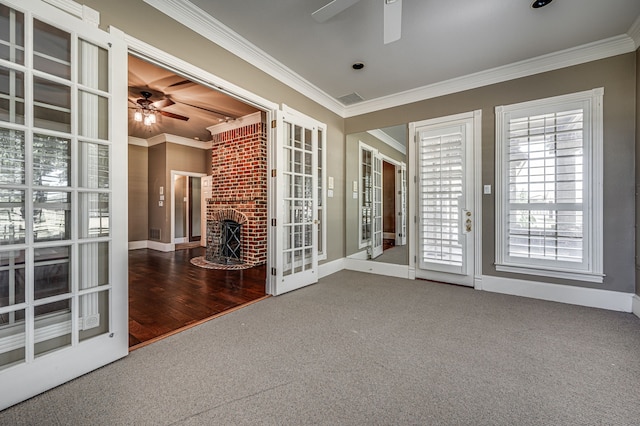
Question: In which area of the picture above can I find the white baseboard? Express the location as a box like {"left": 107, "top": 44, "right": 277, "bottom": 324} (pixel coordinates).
{"left": 348, "top": 250, "right": 369, "bottom": 260}
{"left": 128, "top": 241, "right": 148, "bottom": 250}
{"left": 128, "top": 240, "right": 174, "bottom": 252}
{"left": 344, "top": 258, "right": 411, "bottom": 279}
{"left": 632, "top": 294, "right": 640, "bottom": 319}
{"left": 481, "top": 275, "right": 634, "bottom": 313}
{"left": 147, "top": 240, "right": 174, "bottom": 252}
{"left": 319, "top": 258, "right": 346, "bottom": 279}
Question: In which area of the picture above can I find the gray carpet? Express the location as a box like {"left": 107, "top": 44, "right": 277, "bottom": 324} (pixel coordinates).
{"left": 2, "top": 270, "right": 640, "bottom": 425}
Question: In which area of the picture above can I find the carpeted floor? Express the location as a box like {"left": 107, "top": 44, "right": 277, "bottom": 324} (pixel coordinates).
{"left": 2, "top": 270, "right": 640, "bottom": 425}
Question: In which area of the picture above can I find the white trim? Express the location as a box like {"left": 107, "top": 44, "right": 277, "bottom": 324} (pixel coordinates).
{"left": 128, "top": 241, "right": 148, "bottom": 250}
{"left": 495, "top": 88, "right": 604, "bottom": 282}
{"left": 207, "top": 111, "right": 262, "bottom": 135}
{"left": 366, "top": 129, "right": 406, "bottom": 155}
{"left": 147, "top": 240, "right": 174, "bottom": 252}
{"left": 628, "top": 15, "right": 640, "bottom": 48}
{"left": 344, "top": 258, "right": 411, "bottom": 279}
{"left": 127, "top": 134, "right": 212, "bottom": 149}
{"left": 481, "top": 275, "right": 634, "bottom": 313}
{"left": 127, "top": 136, "right": 148, "bottom": 147}
{"left": 143, "top": 0, "right": 344, "bottom": 116}
{"left": 632, "top": 294, "right": 640, "bottom": 319}
{"left": 41, "top": 0, "right": 99, "bottom": 26}
{"left": 318, "top": 258, "right": 346, "bottom": 279}
{"left": 348, "top": 250, "right": 369, "bottom": 260}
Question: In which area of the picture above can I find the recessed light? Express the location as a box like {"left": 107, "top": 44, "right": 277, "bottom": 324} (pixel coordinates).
{"left": 352, "top": 62, "right": 365, "bottom": 70}
{"left": 531, "top": 0, "right": 553, "bottom": 8}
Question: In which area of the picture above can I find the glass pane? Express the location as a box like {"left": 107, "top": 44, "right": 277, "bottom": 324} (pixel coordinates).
{"left": 34, "top": 246, "right": 70, "bottom": 300}
{"left": 78, "top": 40, "right": 109, "bottom": 92}
{"left": 34, "top": 299, "right": 71, "bottom": 357}
{"left": 0, "top": 309, "right": 25, "bottom": 371}
{"left": 79, "top": 290, "right": 109, "bottom": 341}
{"left": 79, "top": 242, "right": 109, "bottom": 289}
{"left": 33, "top": 19, "right": 70, "bottom": 79}
{"left": 78, "top": 91, "right": 109, "bottom": 140}
{"left": 33, "top": 191, "right": 71, "bottom": 242}
{"left": 283, "top": 252, "right": 292, "bottom": 276}
{"left": 33, "top": 133, "right": 70, "bottom": 187}
{"left": 0, "top": 128, "right": 24, "bottom": 184}
{"left": 33, "top": 77, "right": 71, "bottom": 133}
{"left": 0, "top": 66, "right": 25, "bottom": 124}
{"left": 0, "top": 189, "right": 25, "bottom": 245}
{"left": 0, "top": 249, "right": 25, "bottom": 307}
{"left": 79, "top": 192, "right": 109, "bottom": 238}
{"left": 0, "top": 5, "right": 25, "bottom": 65}
{"left": 78, "top": 142, "right": 109, "bottom": 188}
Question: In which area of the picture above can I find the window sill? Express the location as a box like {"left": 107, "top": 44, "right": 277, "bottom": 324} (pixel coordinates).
{"left": 495, "top": 264, "right": 604, "bottom": 283}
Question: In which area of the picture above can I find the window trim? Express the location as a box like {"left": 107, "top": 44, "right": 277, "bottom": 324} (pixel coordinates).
{"left": 495, "top": 88, "right": 604, "bottom": 283}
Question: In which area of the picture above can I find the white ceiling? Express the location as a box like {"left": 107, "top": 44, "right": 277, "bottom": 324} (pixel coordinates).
{"left": 157, "top": 0, "right": 640, "bottom": 114}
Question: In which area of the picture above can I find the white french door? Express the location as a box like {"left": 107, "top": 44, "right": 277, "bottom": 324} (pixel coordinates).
{"left": 371, "top": 153, "right": 383, "bottom": 258}
{"left": 395, "top": 164, "right": 407, "bottom": 246}
{"left": 272, "top": 109, "right": 319, "bottom": 295}
{"left": 0, "top": 0, "right": 128, "bottom": 410}
{"left": 411, "top": 113, "right": 477, "bottom": 286}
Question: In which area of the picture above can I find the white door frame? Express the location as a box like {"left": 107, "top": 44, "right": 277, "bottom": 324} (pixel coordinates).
{"left": 408, "top": 110, "right": 482, "bottom": 287}
{"left": 170, "top": 171, "right": 206, "bottom": 246}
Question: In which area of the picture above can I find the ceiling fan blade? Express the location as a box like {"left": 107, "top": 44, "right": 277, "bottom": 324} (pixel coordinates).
{"left": 152, "top": 98, "right": 175, "bottom": 109}
{"left": 159, "top": 110, "right": 189, "bottom": 121}
{"left": 383, "top": 0, "right": 402, "bottom": 44}
{"left": 312, "top": 0, "right": 361, "bottom": 23}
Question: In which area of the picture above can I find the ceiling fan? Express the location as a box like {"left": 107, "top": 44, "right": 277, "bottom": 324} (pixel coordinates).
{"left": 312, "top": 0, "right": 402, "bottom": 44}
{"left": 129, "top": 89, "right": 189, "bottom": 126}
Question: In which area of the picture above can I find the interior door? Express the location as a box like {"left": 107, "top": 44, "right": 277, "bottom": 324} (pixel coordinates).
{"left": 0, "top": 0, "right": 128, "bottom": 410}
{"left": 413, "top": 116, "right": 475, "bottom": 286}
{"left": 396, "top": 164, "right": 407, "bottom": 246}
{"left": 371, "top": 152, "right": 383, "bottom": 258}
{"left": 272, "top": 109, "right": 318, "bottom": 295}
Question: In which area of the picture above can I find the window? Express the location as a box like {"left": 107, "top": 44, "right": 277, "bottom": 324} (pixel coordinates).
{"left": 495, "top": 88, "right": 603, "bottom": 282}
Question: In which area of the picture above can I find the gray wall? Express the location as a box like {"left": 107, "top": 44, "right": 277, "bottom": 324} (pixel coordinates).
{"left": 346, "top": 53, "right": 637, "bottom": 294}
{"left": 128, "top": 145, "right": 148, "bottom": 242}
{"left": 84, "top": 0, "right": 346, "bottom": 262}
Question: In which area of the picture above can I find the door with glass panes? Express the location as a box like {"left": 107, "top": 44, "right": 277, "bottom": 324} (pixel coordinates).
{"left": 0, "top": 0, "right": 127, "bottom": 410}
{"left": 272, "top": 109, "right": 321, "bottom": 295}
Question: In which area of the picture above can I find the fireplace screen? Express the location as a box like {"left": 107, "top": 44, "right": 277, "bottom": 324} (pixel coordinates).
{"left": 220, "top": 219, "right": 242, "bottom": 262}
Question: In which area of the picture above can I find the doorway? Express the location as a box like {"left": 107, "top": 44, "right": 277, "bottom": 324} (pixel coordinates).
{"left": 172, "top": 172, "right": 205, "bottom": 246}
{"left": 127, "top": 54, "right": 272, "bottom": 348}
{"left": 409, "top": 111, "right": 482, "bottom": 287}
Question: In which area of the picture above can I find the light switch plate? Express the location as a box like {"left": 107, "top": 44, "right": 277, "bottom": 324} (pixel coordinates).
{"left": 483, "top": 185, "right": 491, "bottom": 194}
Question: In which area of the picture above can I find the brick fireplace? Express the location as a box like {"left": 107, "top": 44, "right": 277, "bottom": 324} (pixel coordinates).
{"left": 205, "top": 114, "right": 267, "bottom": 267}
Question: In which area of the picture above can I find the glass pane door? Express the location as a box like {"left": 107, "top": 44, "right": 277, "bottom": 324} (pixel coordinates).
{"left": 274, "top": 110, "right": 318, "bottom": 295}
{"left": 0, "top": 0, "right": 127, "bottom": 410}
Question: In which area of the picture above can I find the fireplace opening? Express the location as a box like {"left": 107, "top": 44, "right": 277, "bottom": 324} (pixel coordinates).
{"left": 220, "top": 219, "right": 242, "bottom": 263}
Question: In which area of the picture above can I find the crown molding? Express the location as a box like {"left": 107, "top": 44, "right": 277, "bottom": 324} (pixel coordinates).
{"left": 628, "top": 15, "right": 640, "bottom": 49}
{"left": 142, "top": 1, "right": 637, "bottom": 119}
{"left": 366, "top": 129, "right": 406, "bottom": 155}
{"left": 128, "top": 133, "right": 212, "bottom": 149}
{"left": 344, "top": 34, "right": 637, "bottom": 117}
{"left": 143, "top": 0, "right": 346, "bottom": 117}
{"left": 207, "top": 111, "right": 262, "bottom": 135}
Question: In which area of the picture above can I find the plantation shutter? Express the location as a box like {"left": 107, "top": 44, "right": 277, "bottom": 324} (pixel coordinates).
{"left": 507, "top": 109, "right": 584, "bottom": 263}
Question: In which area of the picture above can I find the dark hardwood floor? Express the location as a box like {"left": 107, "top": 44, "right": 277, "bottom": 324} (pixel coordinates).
{"left": 128, "top": 247, "right": 267, "bottom": 349}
